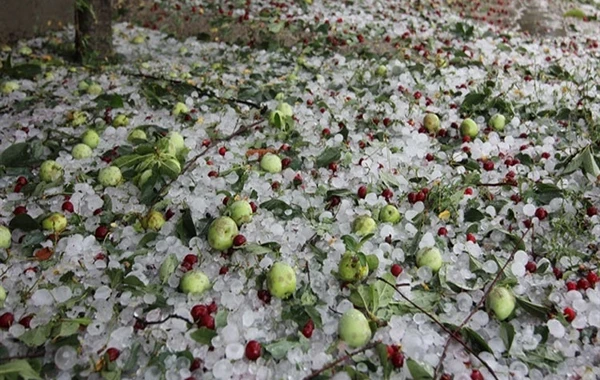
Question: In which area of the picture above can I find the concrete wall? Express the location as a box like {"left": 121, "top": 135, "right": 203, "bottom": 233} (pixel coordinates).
{"left": 0, "top": 0, "right": 73, "bottom": 43}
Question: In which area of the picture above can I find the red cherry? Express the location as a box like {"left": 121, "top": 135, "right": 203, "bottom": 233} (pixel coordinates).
{"left": 257, "top": 289, "right": 271, "bottom": 304}
{"left": 17, "top": 314, "right": 33, "bottom": 328}
{"left": 462, "top": 135, "right": 471, "bottom": 143}
{"left": 553, "top": 267, "right": 563, "bottom": 280}
{"left": 381, "top": 188, "right": 393, "bottom": 200}
{"left": 525, "top": 261, "right": 537, "bottom": 273}
{"left": 301, "top": 319, "right": 314, "bottom": 338}
{"left": 208, "top": 171, "right": 219, "bottom": 178}
{"left": 415, "top": 191, "right": 426, "bottom": 202}
{"left": 183, "top": 254, "right": 198, "bottom": 266}
{"left": 16, "top": 176, "right": 28, "bottom": 186}
{"left": 386, "top": 345, "right": 395, "bottom": 358}
{"left": 587, "top": 206, "right": 598, "bottom": 217}
{"left": 566, "top": 281, "right": 577, "bottom": 291}
{"left": 249, "top": 202, "right": 258, "bottom": 213}
{"left": 202, "top": 139, "right": 211, "bottom": 147}
{"left": 13, "top": 206, "right": 27, "bottom": 215}
{"left": 0, "top": 313, "right": 15, "bottom": 329}
{"left": 219, "top": 266, "right": 229, "bottom": 275}
{"left": 438, "top": 227, "right": 448, "bottom": 236}
{"left": 328, "top": 162, "right": 338, "bottom": 172}
{"left": 586, "top": 272, "right": 598, "bottom": 284}
{"left": 483, "top": 161, "right": 494, "bottom": 171}
{"left": 190, "top": 358, "right": 202, "bottom": 371}
{"left": 391, "top": 264, "right": 403, "bottom": 277}
{"left": 191, "top": 305, "right": 208, "bottom": 322}
{"left": 106, "top": 347, "right": 120, "bottom": 362}
{"left": 563, "top": 307, "right": 576, "bottom": 322}
{"left": 14, "top": 184, "right": 23, "bottom": 193}
{"left": 208, "top": 301, "right": 218, "bottom": 314}
{"left": 165, "top": 209, "right": 175, "bottom": 221}
{"left": 464, "top": 187, "right": 473, "bottom": 195}
{"left": 577, "top": 278, "right": 591, "bottom": 290}
{"left": 391, "top": 351, "right": 405, "bottom": 368}
{"left": 218, "top": 147, "right": 227, "bottom": 156}
{"left": 93, "top": 208, "right": 103, "bottom": 216}
{"left": 245, "top": 340, "right": 262, "bottom": 361}
{"left": 425, "top": 153, "right": 434, "bottom": 161}
{"left": 357, "top": 185, "right": 368, "bottom": 199}
{"left": 535, "top": 207, "right": 548, "bottom": 220}
{"left": 61, "top": 201, "right": 74, "bottom": 213}
{"left": 407, "top": 192, "right": 417, "bottom": 204}
{"left": 322, "top": 128, "right": 331, "bottom": 137}
{"left": 470, "top": 369, "right": 484, "bottom": 380}
{"left": 466, "top": 233, "right": 477, "bottom": 243}
{"left": 282, "top": 157, "right": 292, "bottom": 169}
{"left": 383, "top": 118, "right": 392, "bottom": 127}
{"left": 233, "top": 234, "right": 247, "bottom": 247}
{"left": 199, "top": 314, "right": 215, "bottom": 330}
{"left": 541, "top": 152, "right": 551, "bottom": 159}
{"left": 95, "top": 225, "right": 109, "bottom": 240}
{"left": 271, "top": 181, "right": 280, "bottom": 190}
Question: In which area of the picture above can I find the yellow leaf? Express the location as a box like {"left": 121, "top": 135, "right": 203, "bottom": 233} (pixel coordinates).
{"left": 438, "top": 210, "right": 451, "bottom": 221}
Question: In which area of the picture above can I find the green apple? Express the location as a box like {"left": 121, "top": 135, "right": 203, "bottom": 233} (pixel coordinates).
{"left": 416, "top": 247, "right": 443, "bottom": 273}
{"left": 98, "top": 166, "right": 122, "bottom": 187}
{"left": 179, "top": 270, "right": 211, "bottom": 295}
{"left": 81, "top": 129, "right": 100, "bottom": 148}
{"left": 423, "top": 113, "right": 440, "bottom": 134}
{"left": 78, "top": 81, "right": 90, "bottom": 91}
{"left": 379, "top": 205, "right": 401, "bottom": 224}
{"left": 352, "top": 215, "right": 376, "bottom": 236}
{"left": 71, "top": 111, "right": 87, "bottom": 126}
{"left": 226, "top": 200, "right": 253, "bottom": 226}
{"left": 128, "top": 129, "right": 147, "bottom": 142}
{"left": 39, "top": 160, "right": 63, "bottom": 182}
{"left": 112, "top": 114, "right": 129, "bottom": 127}
{"left": 86, "top": 83, "right": 102, "bottom": 96}
{"left": 207, "top": 216, "right": 239, "bottom": 251}
{"left": 42, "top": 212, "right": 68, "bottom": 233}
{"left": 0, "top": 284, "right": 6, "bottom": 307}
{"left": 172, "top": 102, "right": 189, "bottom": 116}
{"left": 267, "top": 262, "right": 297, "bottom": 299}
{"left": 339, "top": 309, "right": 371, "bottom": 348}
{"left": 488, "top": 114, "right": 506, "bottom": 132}
{"left": 18, "top": 46, "right": 32, "bottom": 56}
{"left": 131, "top": 35, "right": 145, "bottom": 44}
{"left": 487, "top": 287, "right": 516, "bottom": 321}
{"left": 338, "top": 253, "right": 369, "bottom": 282}
{"left": 72, "top": 143, "right": 93, "bottom": 159}
{"left": 260, "top": 153, "right": 282, "bottom": 173}
{"left": 375, "top": 65, "right": 388, "bottom": 77}
{"left": 0, "top": 226, "right": 11, "bottom": 249}
{"left": 1, "top": 81, "right": 19, "bottom": 94}
{"left": 460, "top": 118, "right": 479, "bottom": 138}
{"left": 144, "top": 210, "right": 165, "bottom": 231}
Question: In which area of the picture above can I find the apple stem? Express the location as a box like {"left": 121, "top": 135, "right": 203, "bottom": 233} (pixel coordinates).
{"left": 303, "top": 340, "right": 381, "bottom": 380}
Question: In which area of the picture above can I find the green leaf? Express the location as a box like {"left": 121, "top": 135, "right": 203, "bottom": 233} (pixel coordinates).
{"left": 137, "top": 232, "right": 158, "bottom": 248}
{"left": 534, "top": 182, "right": 563, "bottom": 205}
{"left": 372, "top": 273, "right": 395, "bottom": 309}
{"left": 123, "top": 275, "right": 145, "bottom": 289}
{"left": 376, "top": 343, "right": 393, "bottom": 379}
{"left": 3, "top": 63, "right": 42, "bottom": 80}
{"left": 460, "top": 92, "right": 487, "bottom": 112}
{"left": 112, "top": 154, "right": 147, "bottom": 169}
{"left": 18, "top": 323, "right": 52, "bottom": 347}
{"left": 461, "top": 327, "right": 493, "bottom": 354}
{"left": 159, "top": 254, "right": 178, "bottom": 284}
{"left": 190, "top": 327, "right": 217, "bottom": 345}
{"left": 499, "top": 322, "right": 515, "bottom": 351}
{"left": 304, "top": 305, "right": 323, "bottom": 328}
{"left": 215, "top": 310, "right": 228, "bottom": 329}
{"left": 264, "top": 339, "right": 299, "bottom": 360}
{"left": 406, "top": 358, "right": 434, "bottom": 380}
{"left": 563, "top": 8, "right": 587, "bottom": 19}
{"left": 0, "top": 142, "right": 30, "bottom": 167}
{"left": 464, "top": 208, "right": 485, "bottom": 222}
{"left": 0, "top": 360, "right": 42, "bottom": 380}
{"left": 341, "top": 235, "right": 358, "bottom": 252}
{"left": 95, "top": 94, "right": 124, "bottom": 109}
{"left": 315, "top": 147, "right": 341, "bottom": 168}
{"left": 101, "top": 369, "right": 122, "bottom": 380}
{"left": 515, "top": 296, "right": 551, "bottom": 319}
{"left": 349, "top": 285, "right": 372, "bottom": 309}
{"left": 260, "top": 199, "right": 303, "bottom": 220}
{"left": 9, "top": 214, "right": 40, "bottom": 232}
{"left": 55, "top": 321, "right": 79, "bottom": 338}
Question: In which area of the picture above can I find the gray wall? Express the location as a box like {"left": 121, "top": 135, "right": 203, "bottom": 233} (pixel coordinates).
{"left": 0, "top": 0, "right": 73, "bottom": 43}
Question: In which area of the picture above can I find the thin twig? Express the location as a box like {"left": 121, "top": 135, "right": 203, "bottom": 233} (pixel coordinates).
{"left": 134, "top": 313, "right": 193, "bottom": 326}
{"left": 127, "top": 71, "right": 263, "bottom": 109}
{"left": 376, "top": 277, "right": 500, "bottom": 380}
{"left": 0, "top": 351, "right": 46, "bottom": 362}
{"left": 302, "top": 341, "right": 381, "bottom": 380}
{"left": 433, "top": 226, "right": 531, "bottom": 378}
{"left": 476, "top": 182, "right": 518, "bottom": 187}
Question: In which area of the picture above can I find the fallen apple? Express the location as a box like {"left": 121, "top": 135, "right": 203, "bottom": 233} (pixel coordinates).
{"left": 460, "top": 118, "right": 479, "bottom": 138}
{"left": 487, "top": 287, "right": 516, "bottom": 321}
{"left": 207, "top": 216, "right": 239, "bottom": 251}
{"left": 39, "top": 160, "right": 63, "bottom": 182}
{"left": 143, "top": 210, "right": 165, "bottom": 231}
{"left": 226, "top": 200, "right": 253, "bottom": 226}
{"left": 416, "top": 246, "right": 442, "bottom": 273}
{"left": 423, "top": 113, "right": 440, "bottom": 134}
{"left": 0, "top": 284, "right": 6, "bottom": 308}
{"left": 167, "top": 131, "right": 186, "bottom": 154}
{"left": 339, "top": 309, "right": 371, "bottom": 348}
{"left": 1, "top": 81, "right": 19, "bottom": 94}
{"left": 352, "top": 215, "right": 376, "bottom": 236}
{"left": 72, "top": 143, "right": 93, "bottom": 160}
{"left": 128, "top": 129, "right": 147, "bottom": 142}
{"left": 81, "top": 129, "right": 100, "bottom": 148}
{"left": 0, "top": 226, "right": 11, "bottom": 249}
{"left": 87, "top": 83, "right": 102, "bottom": 96}
{"left": 42, "top": 212, "right": 68, "bottom": 233}
{"left": 267, "top": 262, "right": 297, "bottom": 299}
{"left": 98, "top": 166, "right": 123, "bottom": 187}
{"left": 112, "top": 114, "right": 129, "bottom": 127}
{"left": 488, "top": 114, "right": 506, "bottom": 132}
{"left": 379, "top": 205, "right": 401, "bottom": 224}
{"left": 260, "top": 153, "right": 283, "bottom": 173}
{"left": 172, "top": 102, "right": 189, "bottom": 116}
{"left": 338, "top": 253, "right": 369, "bottom": 282}
{"left": 179, "top": 269, "right": 211, "bottom": 295}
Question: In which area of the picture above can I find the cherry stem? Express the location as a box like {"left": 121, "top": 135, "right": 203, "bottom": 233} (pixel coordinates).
{"left": 432, "top": 226, "right": 532, "bottom": 378}
{"left": 302, "top": 340, "right": 381, "bottom": 380}
{"left": 377, "top": 277, "right": 499, "bottom": 380}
